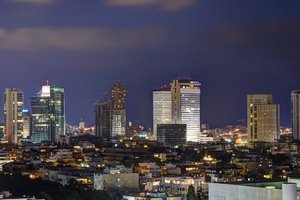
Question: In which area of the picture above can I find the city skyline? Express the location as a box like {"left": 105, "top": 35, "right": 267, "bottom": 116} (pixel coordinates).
{"left": 0, "top": 80, "right": 299, "bottom": 128}
{"left": 0, "top": 0, "right": 300, "bottom": 128}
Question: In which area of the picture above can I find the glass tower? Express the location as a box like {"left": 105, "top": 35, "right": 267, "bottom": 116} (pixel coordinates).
{"left": 31, "top": 83, "right": 65, "bottom": 143}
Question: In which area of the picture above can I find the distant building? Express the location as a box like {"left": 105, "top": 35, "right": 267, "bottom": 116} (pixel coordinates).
{"left": 31, "top": 83, "right": 65, "bottom": 143}
{"left": 171, "top": 79, "right": 201, "bottom": 142}
{"left": 247, "top": 94, "right": 280, "bottom": 143}
{"left": 4, "top": 88, "right": 24, "bottom": 143}
{"left": 95, "top": 100, "right": 111, "bottom": 141}
{"left": 292, "top": 90, "right": 300, "bottom": 140}
{"left": 95, "top": 81, "right": 126, "bottom": 141}
{"left": 153, "top": 86, "right": 172, "bottom": 139}
{"left": 22, "top": 109, "right": 32, "bottom": 139}
{"left": 161, "top": 176, "right": 204, "bottom": 198}
{"left": 157, "top": 124, "right": 186, "bottom": 146}
{"left": 110, "top": 81, "right": 126, "bottom": 138}
{"left": 94, "top": 173, "right": 139, "bottom": 192}
{"left": 79, "top": 118, "right": 85, "bottom": 130}
{"left": 31, "top": 95, "right": 51, "bottom": 142}
{"left": 0, "top": 123, "right": 5, "bottom": 140}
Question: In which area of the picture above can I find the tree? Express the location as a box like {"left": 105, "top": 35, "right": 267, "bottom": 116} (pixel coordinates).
{"left": 186, "top": 185, "right": 197, "bottom": 200}
{"left": 36, "top": 192, "right": 53, "bottom": 200}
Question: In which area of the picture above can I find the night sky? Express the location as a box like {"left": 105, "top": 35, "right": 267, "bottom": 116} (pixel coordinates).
{"left": 0, "top": 0, "right": 300, "bottom": 128}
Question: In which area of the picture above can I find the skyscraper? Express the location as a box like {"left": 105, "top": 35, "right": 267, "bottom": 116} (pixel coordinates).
{"left": 171, "top": 79, "right": 201, "bottom": 142}
{"left": 31, "top": 83, "right": 65, "bottom": 143}
{"left": 95, "top": 99, "right": 111, "bottom": 141}
{"left": 50, "top": 87, "right": 65, "bottom": 138}
{"left": 4, "top": 88, "right": 24, "bottom": 143}
{"left": 22, "top": 109, "right": 32, "bottom": 139}
{"left": 247, "top": 94, "right": 280, "bottom": 143}
{"left": 292, "top": 90, "right": 300, "bottom": 140}
{"left": 153, "top": 86, "right": 172, "bottom": 139}
{"left": 110, "top": 81, "right": 126, "bottom": 138}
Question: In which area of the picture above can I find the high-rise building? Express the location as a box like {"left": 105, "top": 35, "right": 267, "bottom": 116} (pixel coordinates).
{"left": 4, "top": 88, "right": 24, "bottom": 143}
{"left": 31, "top": 96, "right": 51, "bottom": 142}
{"left": 95, "top": 100, "right": 111, "bottom": 141}
{"left": 153, "top": 86, "right": 172, "bottom": 139}
{"left": 247, "top": 94, "right": 280, "bottom": 143}
{"left": 50, "top": 87, "right": 65, "bottom": 138}
{"left": 110, "top": 81, "right": 126, "bottom": 138}
{"left": 31, "top": 83, "right": 65, "bottom": 143}
{"left": 171, "top": 79, "right": 201, "bottom": 142}
{"left": 22, "top": 109, "right": 32, "bottom": 139}
{"left": 292, "top": 90, "right": 300, "bottom": 140}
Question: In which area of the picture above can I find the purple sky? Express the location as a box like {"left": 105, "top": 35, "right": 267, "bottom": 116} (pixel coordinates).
{"left": 0, "top": 0, "right": 300, "bottom": 127}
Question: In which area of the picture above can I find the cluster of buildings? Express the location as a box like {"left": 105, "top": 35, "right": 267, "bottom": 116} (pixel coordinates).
{"left": 3, "top": 82, "right": 65, "bottom": 144}
{"left": 153, "top": 79, "right": 201, "bottom": 144}
{"left": 95, "top": 81, "right": 126, "bottom": 141}
{"left": 2, "top": 78, "right": 300, "bottom": 200}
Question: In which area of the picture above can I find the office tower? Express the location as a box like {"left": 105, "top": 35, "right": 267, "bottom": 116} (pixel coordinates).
{"left": 31, "top": 95, "right": 51, "bottom": 142}
{"left": 31, "top": 83, "right": 65, "bottom": 143}
{"left": 95, "top": 100, "right": 111, "bottom": 141}
{"left": 292, "top": 90, "right": 300, "bottom": 140}
{"left": 153, "top": 86, "right": 172, "bottom": 138}
{"left": 22, "top": 109, "right": 32, "bottom": 139}
{"left": 157, "top": 124, "right": 186, "bottom": 147}
{"left": 171, "top": 79, "right": 201, "bottom": 142}
{"left": 247, "top": 94, "right": 280, "bottom": 143}
{"left": 4, "top": 88, "right": 24, "bottom": 143}
{"left": 110, "top": 81, "right": 126, "bottom": 138}
{"left": 50, "top": 87, "right": 65, "bottom": 137}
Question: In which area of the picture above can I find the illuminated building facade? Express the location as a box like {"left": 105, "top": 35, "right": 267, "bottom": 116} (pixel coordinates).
{"left": 110, "top": 81, "right": 126, "bottom": 138}
{"left": 22, "top": 109, "right": 32, "bottom": 139}
{"left": 153, "top": 87, "right": 172, "bottom": 139}
{"left": 171, "top": 79, "right": 201, "bottom": 142}
{"left": 31, "top": 83, "right": 65, "bottom": 143}
{"left": 50, "top": 87, "right": 65, "bottom": 138}
{"left": 247, "top": 94, "right": 280, "bottom": 143}
{"left": 4, "top": 88, "right": 24, "bottom": 143}
{"left": 292, "top": 90, "right": 300, "bottom": 140}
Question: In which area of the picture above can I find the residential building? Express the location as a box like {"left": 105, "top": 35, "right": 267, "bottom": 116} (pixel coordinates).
{"left": 292, "top": 90, "right": 300, "bottom": 140}
{"left": 247, "top": 94, "right": 280, "bottom": 143}
{"left": 110, "top": 81, "right": 126, "bottom": 138}
{"left": 4, "top": 88, "right": 24, "bottom": 143}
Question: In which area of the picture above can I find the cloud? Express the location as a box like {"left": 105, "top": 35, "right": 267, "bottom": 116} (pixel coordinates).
{"left": 6, "top": 0, "right": 54, "bottom": 5}
{"left": 104, "top": 0, "right": 195, "bottom": 11}
{"left": 0, "top": 26, "right": 171, "bottom": 51}
{"left": 198, "top": 20, "right": 300, "bottom": 57}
